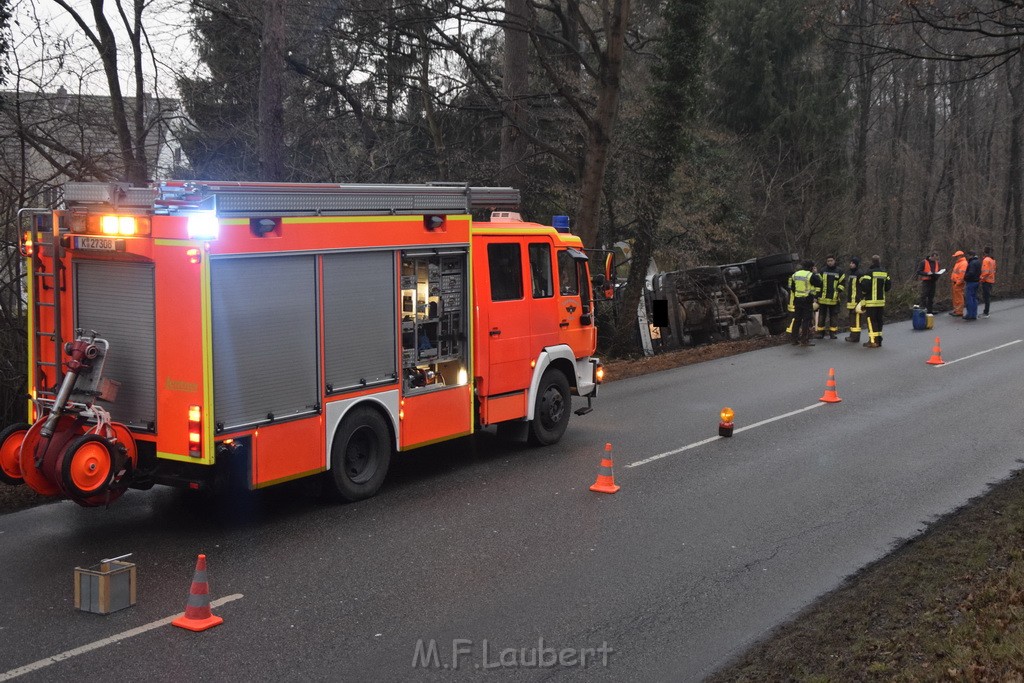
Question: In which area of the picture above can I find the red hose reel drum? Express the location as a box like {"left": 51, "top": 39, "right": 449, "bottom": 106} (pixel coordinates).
{"left": 18, "top": 415, "right": 137, "bottom": 506}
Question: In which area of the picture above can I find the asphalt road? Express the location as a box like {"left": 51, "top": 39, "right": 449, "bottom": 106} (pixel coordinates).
{"left": 2, "top": 300, "right": 1023, "bottom": 682}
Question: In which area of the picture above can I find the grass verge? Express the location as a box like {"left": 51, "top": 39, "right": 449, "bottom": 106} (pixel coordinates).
{"left": 711, "top": 468, "right": 1024, "bottom": 682}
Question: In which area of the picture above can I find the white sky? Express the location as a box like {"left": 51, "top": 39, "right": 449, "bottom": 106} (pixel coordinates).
{"left": 9, "top": 0, "right": 199, "bottom": 98}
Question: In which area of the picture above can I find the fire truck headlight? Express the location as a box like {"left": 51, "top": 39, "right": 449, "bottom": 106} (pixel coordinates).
{"left": 187, "top": 213, "right": 220, "bottom": 240}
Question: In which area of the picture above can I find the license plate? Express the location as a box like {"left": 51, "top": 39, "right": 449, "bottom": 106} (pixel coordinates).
{"left": 74, "top": 236, "right": 116, "bottom": 251}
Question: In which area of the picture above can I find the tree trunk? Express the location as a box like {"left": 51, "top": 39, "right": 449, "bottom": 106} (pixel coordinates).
{"left": 574, "top": 0, "right": 631, "bottom": 249}
{"left": 918, "top": 60, "right": 937, "bottom": 253}
{"left": 609, "top": 221, "right": 655, "bottom": 355}
{"left": 259, "top": 0, "right": 286, "bottom": 181}
{"left": 414, "top": 24, "right": 448, "bottom": 181}
{"left": 852, "top": 0, "right": 871, "bottom": 216}
{"left": 499, "top": 0, "right": 530, "bottom": 188}
{"left": 128, "top": 0, "right": 149, "bottom": 179}
{"left": 88, "top": 0, "right": 146, "bottom": 184}
{"left": 1009, "top": 56, "right": 1024, "bottom": 278}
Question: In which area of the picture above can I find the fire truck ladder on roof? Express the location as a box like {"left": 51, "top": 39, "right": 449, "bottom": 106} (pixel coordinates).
{"left": 61, "top": 181, "right": 521, "bottom": 218}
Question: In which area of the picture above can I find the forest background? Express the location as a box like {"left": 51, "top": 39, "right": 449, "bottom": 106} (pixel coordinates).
{"left": 0, "top": 0, "right": 1021, "bottom": 427}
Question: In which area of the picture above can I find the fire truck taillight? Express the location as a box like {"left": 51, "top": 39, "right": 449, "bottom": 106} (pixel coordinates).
{"left": 187, "top": 213, "right": 220, "bottom": 240}
{"left": 85, "top": 214, "right": 149, "bottom": 236}
{"left": 101, "top": 215, "right": 138, "bottom": 235}
{"left": 188, "top": 405, "right": 203, "bottom": 458}
{"left": 20, "top": 232, "right": 33, "bottom": 257}
{"left": 187, "top": 248, "right": 201, "bottom": 265}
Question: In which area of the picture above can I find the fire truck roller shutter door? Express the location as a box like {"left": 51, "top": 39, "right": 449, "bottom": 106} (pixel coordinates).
{"left": 74, "top": 260, "right": 156, "bottom": 429}
{"left": 211, "top": 255, "right": 319, "bottom": 430}
{"left": 322, "top": 251, "right": 397, "bottom": 393}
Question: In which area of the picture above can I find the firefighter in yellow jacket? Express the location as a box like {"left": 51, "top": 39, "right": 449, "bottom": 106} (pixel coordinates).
{"left": 789, "top": 260, "right": 822, "bottom": 346}
{"left": 844, "top": 256, "right": 862, "bottom": 343}
{"left": 815, "top": 255, "right": 844, "bottom": 339}
{"left": 858, "top": 254, "right": 892, "bottom": 348}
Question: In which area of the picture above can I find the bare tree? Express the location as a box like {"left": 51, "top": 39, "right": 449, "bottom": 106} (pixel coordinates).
{"left": 259, "top": 0, "right": 285, "bottom": 180}
{"left": 50, "top": 0, "right": 154, "bottom": 184}
{"left": 499, "top": 0, "right": 530, "bottom": 188}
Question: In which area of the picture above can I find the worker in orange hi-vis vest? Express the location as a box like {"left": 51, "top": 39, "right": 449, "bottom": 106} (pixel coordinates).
{"left": 949, "top": 250, "right": 967, "bottom": 317}
{"left": 981, "top": 245, "right": 997, "bottom": 317}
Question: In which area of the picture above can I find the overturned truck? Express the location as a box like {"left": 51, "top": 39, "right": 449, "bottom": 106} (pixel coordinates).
{"left": 648, "top": 252, "right": 800, "bottom": 349}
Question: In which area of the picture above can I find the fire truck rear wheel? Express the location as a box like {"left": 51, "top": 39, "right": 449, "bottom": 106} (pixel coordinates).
{"left": 0, "top": 423, "right": 30, "bottom": 485}
{"left": 328, "top": 407, "right": 392, "bottom": 501}
{"left": 528, "top": 369, "right": 571, "bottom": 447}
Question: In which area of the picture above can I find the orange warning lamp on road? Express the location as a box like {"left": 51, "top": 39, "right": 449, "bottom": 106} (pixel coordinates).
{"left": 719, "top": 407, "right": 734, "bottom": 437}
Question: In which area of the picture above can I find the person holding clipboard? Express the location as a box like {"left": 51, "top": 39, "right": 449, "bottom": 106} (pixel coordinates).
{"left": 916, "top": 251, "right": 944, "bottom": 314}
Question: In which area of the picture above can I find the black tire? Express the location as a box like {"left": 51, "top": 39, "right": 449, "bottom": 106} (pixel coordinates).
{"left": 0, "top": 423, "right": 29, "bottom": 485}
{"left": 326, "top": 407, "right": 392, "bottom": 502}
{"left": 527, "top": 370, "right": 571, "bottom": 447}
{"left": 756, "top": 252, "right": 800, "bottom": 269}
{"left": 759, "top": 262, "right": 799, "bottom": 279}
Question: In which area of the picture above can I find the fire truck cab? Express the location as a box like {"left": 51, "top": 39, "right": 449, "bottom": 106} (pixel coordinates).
{"left": 0, "top": 181, "right": 602, "bottom": 507}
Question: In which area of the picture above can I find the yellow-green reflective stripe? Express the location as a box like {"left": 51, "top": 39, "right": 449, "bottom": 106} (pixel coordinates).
{"left": 201, "top": 250, "right": 215, "bottom": 463}
{"left": 25, "top": 256, "right": 34, "bottom": 420}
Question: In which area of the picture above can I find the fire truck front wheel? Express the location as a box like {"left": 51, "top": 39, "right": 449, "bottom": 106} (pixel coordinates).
{"left": 327, "top": 407, "right": 392, "bottom": 502}
{"left": 528, "top": 369, "right": 571, "bottom": 447}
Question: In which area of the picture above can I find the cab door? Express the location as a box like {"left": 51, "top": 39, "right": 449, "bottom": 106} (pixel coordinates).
{"left": 556, "top": 248, "right": 597, "bottom": 358}
{"left": 527, "top": 241, "right": 559, "bottom": 349}
{"left": 480, "top": 239, "right": 532, "bottom": 396}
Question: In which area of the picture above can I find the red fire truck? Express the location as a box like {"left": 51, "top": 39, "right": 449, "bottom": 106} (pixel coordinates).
{"left": 1, "top": 181, "right": 602, "bottom": 507}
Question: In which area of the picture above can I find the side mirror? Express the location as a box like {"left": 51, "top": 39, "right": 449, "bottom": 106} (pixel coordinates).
{"left": 592, "top": 273, "right": 606, "bottom": 287}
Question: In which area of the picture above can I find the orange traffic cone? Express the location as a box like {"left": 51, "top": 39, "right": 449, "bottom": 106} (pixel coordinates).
{"left": 818, "top": 367, "right": 842, "bottom": 403}
{"left": 926, "top": 337, "right": 945, "bottom": 365}
{"left": 589, "top": 443, "right": 620, "bottom": 494}
{"left": 172, "top": 554, "right": 224, "bottom": 632}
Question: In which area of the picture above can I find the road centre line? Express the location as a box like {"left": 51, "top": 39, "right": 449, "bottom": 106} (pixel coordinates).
{"left": 0, "top": 594, "right": 244, "bottom": 682}
{"left": 934, "top": 339, "right": 1022, "bottom": 367}
{"left": 626, "top": 403, "right": 826, "bottom": 468}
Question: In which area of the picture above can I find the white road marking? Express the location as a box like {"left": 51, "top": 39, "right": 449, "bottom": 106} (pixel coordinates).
{"left": 934, "top": 339, "right": 1023, "bottom": 367}
{"left": 626, "top": 403, "right": 826, "bottom": 468}
{"left": 0, "top": 594, "right": 244, "bottom": 681}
